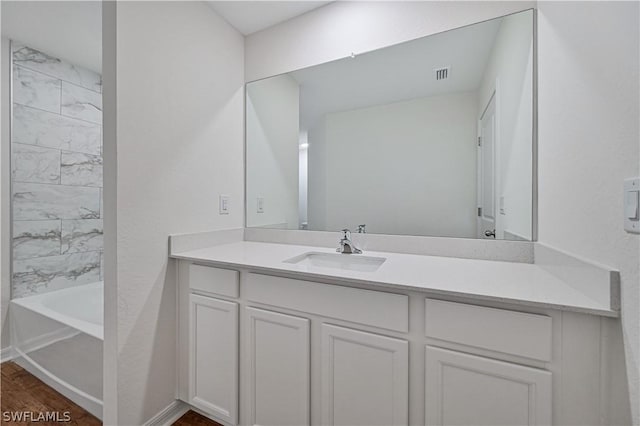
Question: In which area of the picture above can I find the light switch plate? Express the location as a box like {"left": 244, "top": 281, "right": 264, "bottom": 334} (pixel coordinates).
{"left": 257, "top": 197, "right": 264, "bottom": 213}
{"left": 624, "top": 178, "right": 640, "bottom": 234}
{"left": 219, "top": 195, "right": 230, "bottom": 215}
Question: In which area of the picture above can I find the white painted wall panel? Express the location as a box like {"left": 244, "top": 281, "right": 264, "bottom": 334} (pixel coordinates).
{"left": 537, "top": 3, "right": 639, "bottom": 423}
{"left": 245, "top": 1, "right": 535, "bottom": 82}
{"left": 112, "top": 2, "right": 244, "bottom": 424}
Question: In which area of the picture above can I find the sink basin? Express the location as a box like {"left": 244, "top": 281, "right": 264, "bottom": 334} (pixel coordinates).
{"left": 283, "top": 252, "right": 386, "bottom": 272}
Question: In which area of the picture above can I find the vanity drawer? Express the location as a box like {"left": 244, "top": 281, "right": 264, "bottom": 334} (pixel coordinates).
{"left": 425, "top": 299, "right": 552, "bottom": 362}
{"left": 245, "top": 273, "right": 408, "bottom": 332}
{"left": 189, "top": 264, "right": 239, "bottom": 298}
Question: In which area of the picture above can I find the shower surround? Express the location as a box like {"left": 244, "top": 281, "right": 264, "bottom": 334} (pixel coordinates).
{"left": 11, "top": 43, "right": 103, "bottom": 298}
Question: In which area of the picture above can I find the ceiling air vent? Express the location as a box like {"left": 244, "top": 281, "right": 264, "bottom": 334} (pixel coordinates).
{"left": 434, "top": 67, "right": 450, "bottom": 81}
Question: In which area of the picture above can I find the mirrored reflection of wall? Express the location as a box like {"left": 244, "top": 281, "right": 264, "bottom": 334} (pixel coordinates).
{"left": 246, "top": 74, "right": 299, "bottom": 229}
{"left": 11, "top": 43, "right": 103, "bottom": 298}
{"left": 478, "top": 11, "right": 533, "bottom": 240}
{"left": 309, "top": 92, "right": 478, "bottom": 237}
{"left": 246, "top": 10, "right": 534, "bottom": 240}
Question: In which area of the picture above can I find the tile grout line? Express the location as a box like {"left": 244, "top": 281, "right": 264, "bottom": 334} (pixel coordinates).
{"left": 12, "top": 180, "right": 103, "bottom": 189}
{"left": 12, "top": 55, "right": 102, "bottom": 94}
{"left": 12, "top": 142, "right": 101, "bottom": 157}
{"left": 13, "top": 249, "right": 105, "bottom": 263}
{"left": 59, "top": 80, "right": 102, "bottom": 125}
{"left": 13, "top": 101, "right": 103, "bottom": 127}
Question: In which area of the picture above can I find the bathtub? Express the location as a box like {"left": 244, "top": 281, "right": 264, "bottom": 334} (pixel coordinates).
{"left": 10, "top": 282, "right": 103, "bottom": 419}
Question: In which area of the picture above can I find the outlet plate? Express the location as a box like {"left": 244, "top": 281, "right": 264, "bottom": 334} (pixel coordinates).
{"left": 624, "top": 178, "right": 639, "bottom": 234}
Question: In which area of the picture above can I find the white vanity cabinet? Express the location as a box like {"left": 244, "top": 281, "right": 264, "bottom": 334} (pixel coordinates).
{"left": 189, "top": 294, "right": 238, "bottom": 424}
{"left": 244, "top": 307, "right": 310, "bottom": 426}
{"left": 321, "top": 324, "right": 409, "bottom": 426}
{"left": 425, "top": 346, "right": 551, "bottom": 426}
{"left": 424, "top": 298, "right": 553, "bottom": 426}
{"left": 184, "top": 264, "right": 241, "bottom": 424}
{"left": 177, "top": 261, "right": 610, "bottom": 426}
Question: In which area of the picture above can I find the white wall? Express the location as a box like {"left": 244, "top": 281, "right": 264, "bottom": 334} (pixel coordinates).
{"left": 110, "top": 2, "right": 244, "bottom": 423}
{"left": 307, "top": 120, "right": 328, "bottom": 230}
{"left": 246, "top": 74, "right": 299, "bottom": 229}
{"left": 478, "top": 11, "right": 533, "bottom": 240}
{"left": 245, "top": 1, "right": 534, "bottom": 82}
{"left": 537, "top": 2, "right": 639, "bottom": 423}
{"left": 309, "top": 92, "right": 478, "bottom": 237}
{"left": 0, "top": 1, "right": 101, "bottom": 73}
{"left": 0, "top": 35, "right": 10, "bottom": 353}
{"left": 101, "top": 2, "right": 117, "bottom": 422}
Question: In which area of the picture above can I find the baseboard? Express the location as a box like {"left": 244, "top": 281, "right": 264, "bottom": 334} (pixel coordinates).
{"left": 0, "top": 346, "right": 13, "bottom": 363}
{"left": 144, "top": 400, "right": 190, "bottom": 426}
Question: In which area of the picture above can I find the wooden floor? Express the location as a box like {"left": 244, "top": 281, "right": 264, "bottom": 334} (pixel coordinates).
{"left": 173, "top": 410, "right": 222, "bottom": 426}
{"left": 1, "top": 361, "right": 101, "bottom": 425}
{"left": 1, "top": 361, "right": 222, "bottom": 426}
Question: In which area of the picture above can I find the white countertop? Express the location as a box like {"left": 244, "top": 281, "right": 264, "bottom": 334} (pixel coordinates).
{"left": 171, "top": 241, "right": 617, "bottom": 317}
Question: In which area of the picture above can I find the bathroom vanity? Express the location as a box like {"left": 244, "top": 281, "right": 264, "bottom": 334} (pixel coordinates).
{"left": 171, "top": 235, "right": 619, "bottom": 426}
{"left": 171, "top": 9, "right": 623, "bottom": 425}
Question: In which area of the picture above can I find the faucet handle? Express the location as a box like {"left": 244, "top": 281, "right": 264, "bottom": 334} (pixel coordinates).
{"left": 340, "top": 229, "right": 351, "bottom": 240}
{"left": 356, "top": 224, "right": 366, "bottom": 234}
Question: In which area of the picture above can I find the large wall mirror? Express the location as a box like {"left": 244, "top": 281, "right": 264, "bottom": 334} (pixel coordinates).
{"left": 246, "top": 10, "right": 535, "bottom": 241}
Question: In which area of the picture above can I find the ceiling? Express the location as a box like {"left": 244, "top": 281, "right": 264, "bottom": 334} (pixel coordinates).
{"left": 207, "top": 1, "right": 331, "bottom": 35}
{"left": 1, "top": 1, "right": 331, "bottom": 72}
{"left": 290, "top": 17, "right": 502, "bottom": 131}
{"left": 1, "top": 1, "right": 102, "bottom": 73}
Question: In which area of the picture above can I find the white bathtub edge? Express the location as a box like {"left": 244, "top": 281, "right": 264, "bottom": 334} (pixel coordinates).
{"left": 18, "top": 327, "right": 81, "bottom": 354}
{"left": 11, "top": 282, "right": 104, "bottom": 341}
{"left": 13, "top": 349, "right": 103, "bottom": 420}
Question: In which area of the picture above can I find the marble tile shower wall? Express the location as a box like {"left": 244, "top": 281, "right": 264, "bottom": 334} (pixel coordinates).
{"left": 11, "top": 43, "right": 103, "bottom": 298}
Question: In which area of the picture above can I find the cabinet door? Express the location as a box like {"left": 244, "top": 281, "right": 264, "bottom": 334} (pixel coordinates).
{"left": 245, "top": 307, "right": 310, "bottom": 426}
{"left": 189, "top": 294, "right": 238, "bottom": 424}
{"left": 425, "top": 346, "right": 552, "bottom": 426}
{"left": 321, "top": 324, "right": 409, "bottom": 426}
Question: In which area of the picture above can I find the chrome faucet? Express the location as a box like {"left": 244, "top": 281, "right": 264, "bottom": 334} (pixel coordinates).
{"left": 356, "top": 224, "right": 366, "bottom": 234}
{"left": 337, "top": 229, "right": 362, "bottom": 254}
